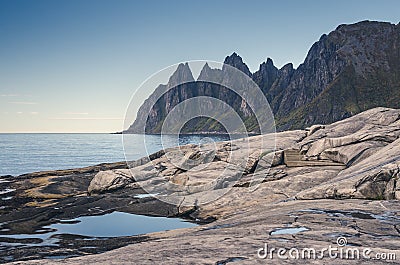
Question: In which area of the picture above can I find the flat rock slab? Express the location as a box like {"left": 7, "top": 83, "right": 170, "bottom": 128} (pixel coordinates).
{"left": 12, "top": 199, "right": 400, "bottom": 265}
{"left": 4, "top": 107, "right": 400, "bottom": 264}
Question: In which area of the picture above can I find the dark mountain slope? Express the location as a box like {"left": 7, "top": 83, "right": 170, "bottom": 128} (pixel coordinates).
{"left": 125, "top": 20, "right": 400, "bottom": 134}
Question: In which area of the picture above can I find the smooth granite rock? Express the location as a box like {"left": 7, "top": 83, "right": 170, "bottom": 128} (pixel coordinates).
{"left": 88, "top": 108, "right": 400, "bottom": 205}
{"left": 4, "top": 107, "right": 400, "bottom": 264}
{"left": 88, "top": 169, "right": 133, "bottom": 194}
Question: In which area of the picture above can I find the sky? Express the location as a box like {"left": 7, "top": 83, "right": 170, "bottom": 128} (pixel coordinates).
{"left": 0, "top": 0, "right": 399, "bottom": 133}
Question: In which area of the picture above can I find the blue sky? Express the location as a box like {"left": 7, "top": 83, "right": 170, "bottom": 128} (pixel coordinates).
{"left": 0, "top": 0, "right": 399, "bottom": 132}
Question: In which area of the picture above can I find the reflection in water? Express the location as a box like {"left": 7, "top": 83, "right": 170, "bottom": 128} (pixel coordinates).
{"left": 270, "top": 227, "right": 309, "bottom": 235}
{"left": 48, "top": 211, "right": 197, "bottom": 237}
{"left": 0, "top": 212, "right": 197, "bottom": 245}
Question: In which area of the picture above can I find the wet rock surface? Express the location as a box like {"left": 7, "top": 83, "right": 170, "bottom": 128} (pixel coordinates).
{"left": 2, "top": 107, "right": 400, "bottom": 264}
{"left": 0, "top": 163, "right": 185, "bottom": 263}
{"left": 9, "top": 200, "right": 400, "bottom": 265}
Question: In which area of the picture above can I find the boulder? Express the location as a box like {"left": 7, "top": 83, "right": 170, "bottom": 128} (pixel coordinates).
{"left": 88, "top": 169, "right": 133, "bottom": 194}
{"left": 306, "top": 124, "right": 325, "bottom": 136}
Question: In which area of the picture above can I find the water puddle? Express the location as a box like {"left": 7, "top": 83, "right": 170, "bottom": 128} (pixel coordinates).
{"left": 0, "top": 236, "right": 59, "bottom": 247}
{"left": 0, "top": 211, "right": 197, "bottom": 246}
{"left": 299, "top": 208, "right": 400, "bottom": 224}
{"left": 44, "top": 255, "right": 80, "bottom": 260}
{"left": 216, "top": 257, "right": 248, "bottom": 264}
{"left": 47, "top": 211, "right": 196, "bottom": 237}
{"left": 270, "top": 227, "right": 309, "bottom": 235}
{"left": 0, "top": 189, "right": 15, "bottom": 195}
{"left": 134, "top": 193, "right": 159, "bottom": 199}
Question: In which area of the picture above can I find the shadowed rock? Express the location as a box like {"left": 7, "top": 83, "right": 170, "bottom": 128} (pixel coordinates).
{"left": 4, "top": 107, "right": 400, "bottom": 264}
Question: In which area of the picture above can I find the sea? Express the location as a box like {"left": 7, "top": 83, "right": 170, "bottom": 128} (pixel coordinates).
{"left": 0, "top": 133, "right": 230, "bottom": 251}
{"left": 0, "top": 133, "right": 230, "bottom": 176}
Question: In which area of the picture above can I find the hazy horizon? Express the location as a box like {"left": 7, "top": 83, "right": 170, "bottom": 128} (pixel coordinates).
{"left": 1, "top": 0, "right": 399, "bottom": 133}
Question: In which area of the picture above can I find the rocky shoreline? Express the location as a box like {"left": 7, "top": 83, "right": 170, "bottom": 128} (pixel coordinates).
{"left": 0, "top": 162, "right": 191, "bottom": 262}
{"left": 2, "top": 107, "right": 400, "bottom": 264}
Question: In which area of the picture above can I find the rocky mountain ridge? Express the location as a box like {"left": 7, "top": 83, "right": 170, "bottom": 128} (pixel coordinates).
{"left": 126, "top": 20, "right": 400, "bottom": 133}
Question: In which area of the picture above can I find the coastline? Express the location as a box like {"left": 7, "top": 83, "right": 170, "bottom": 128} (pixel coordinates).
{"left": 113, "top": 131, "right": 260, "bottom": 136}
{"left": 2, "top": 107, "right": 400, "bottom": 264}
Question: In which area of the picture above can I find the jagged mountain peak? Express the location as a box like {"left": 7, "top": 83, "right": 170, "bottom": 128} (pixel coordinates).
{"left": 197, "top": 62, "right": 222, "bottom": 82}
{"left": 168, "top": 62, "right": 194, "bottom": 88}
{"left": 257, "top": 57, "right": 276, "bottom": 71}
{"left": 126, "top": 20, "right": 400, "bottom": 134}
{"left": 223, "top": 52, "right": 252, "bottom": 77}
{"left": 252, "top": 58, "right": 279, "bottom": 95}
{"left": 198, "top": 62, "right": 212, "bottom": 76}
{"left": 280, "top": 62, "right": 294, "bottom": 72}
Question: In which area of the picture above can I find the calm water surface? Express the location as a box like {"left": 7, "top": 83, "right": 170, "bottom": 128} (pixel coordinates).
{"left": 0, "top": 212, "right": 197, "bottom": 241}
{"left": 0, "top": 133, "right": 229, "bottom": 176}
{"left": 0, "top": 134, "right": 230, "bottom": 251}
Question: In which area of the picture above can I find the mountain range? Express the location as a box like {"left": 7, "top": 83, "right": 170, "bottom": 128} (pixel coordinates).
{"left": 125, "top": 20, "right": 400, "bottom": 134}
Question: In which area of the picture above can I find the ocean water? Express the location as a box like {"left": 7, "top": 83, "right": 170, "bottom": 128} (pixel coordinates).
{"left": 0, "top": 133, "right": 228, "bottom": 253}
{"left": 1, "top": 212, "right": 197, "bottom": 242}
{"left": 0, "top": 133, "right": 230, "bottom": 176}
